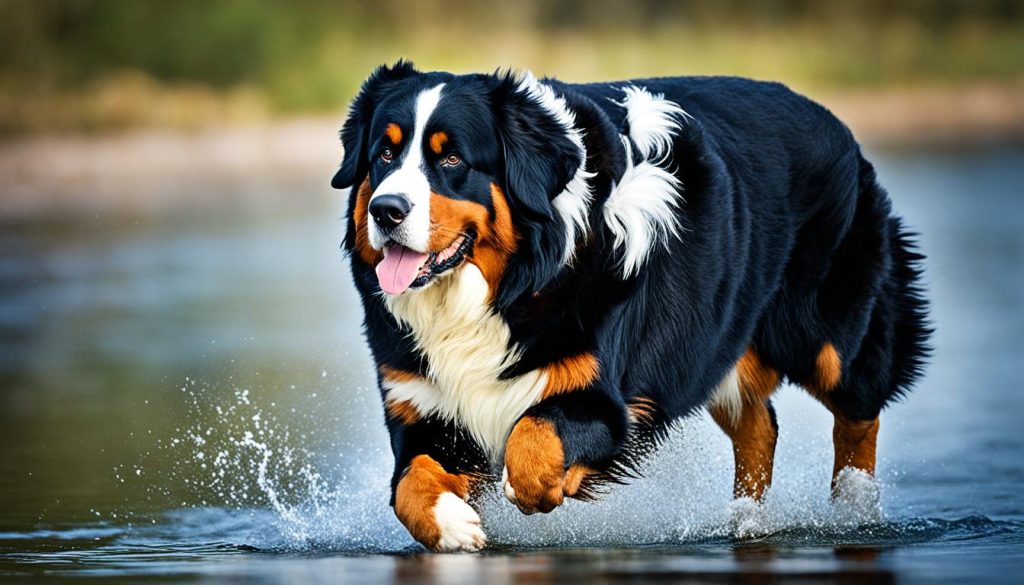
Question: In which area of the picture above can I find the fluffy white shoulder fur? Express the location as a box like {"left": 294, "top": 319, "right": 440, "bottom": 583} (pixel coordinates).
{"left": 603, "top": 86, "right": 687, "bottom": 278}
{"left": 603, "top": 137, "right": 683, "bottom": 277}
{"left": 616, "top": 85, "right": 692, "bottom": 162}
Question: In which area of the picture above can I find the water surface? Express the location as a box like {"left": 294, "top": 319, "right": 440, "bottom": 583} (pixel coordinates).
{"left": 1, "top": 146, "right": 1023, "bottom": 583}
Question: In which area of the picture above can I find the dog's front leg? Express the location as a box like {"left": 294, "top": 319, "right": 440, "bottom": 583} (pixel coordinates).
{"left": 502, "top": 387, "right": 628, "bottom": 514}
{"left": 388, "top": 419, "right": 489, "bottom": 552}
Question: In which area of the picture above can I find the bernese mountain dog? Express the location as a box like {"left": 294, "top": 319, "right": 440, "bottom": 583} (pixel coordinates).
{"left": 331, "top": 61, "right": 930, "bottom": 552}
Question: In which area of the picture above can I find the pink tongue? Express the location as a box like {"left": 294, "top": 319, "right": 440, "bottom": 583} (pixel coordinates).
{"left": 375, "top": 246, "right": 430, "bottom": 295}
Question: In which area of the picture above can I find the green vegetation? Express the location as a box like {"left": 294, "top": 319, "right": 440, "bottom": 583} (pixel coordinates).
{"left": 1, "top": 0, "right": 1022, "bottom": 133}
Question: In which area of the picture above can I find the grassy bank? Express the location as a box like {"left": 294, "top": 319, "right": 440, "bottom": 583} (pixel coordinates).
{"left": 1, "top": 0, "right": 1022, "bottom": 134}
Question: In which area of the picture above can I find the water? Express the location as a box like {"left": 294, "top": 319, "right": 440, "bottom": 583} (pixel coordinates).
{"left": 1, "top": 146, "right": 1023, "bottom": 583}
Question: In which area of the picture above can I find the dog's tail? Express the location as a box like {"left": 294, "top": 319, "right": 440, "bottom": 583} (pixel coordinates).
{"left": 884, "top": 214, "right": 933, "bottom": 399}
{"left": 861, "top": 156, "right": 933, "bottom": 400}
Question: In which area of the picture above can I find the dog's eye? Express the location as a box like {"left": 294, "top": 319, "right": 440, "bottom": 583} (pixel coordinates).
{"left": 442, "top": 153, "right": 461, "bottom": 167}
{"left": 380, "top": 148, "right": 393, "bottom": 163}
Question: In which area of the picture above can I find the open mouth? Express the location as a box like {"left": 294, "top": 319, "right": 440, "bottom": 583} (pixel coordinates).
{"left": 375, "top": 234, "right": 473, "bottom": 295}
{"left": 410, "top": 234, "right": 473, "bottom": 288}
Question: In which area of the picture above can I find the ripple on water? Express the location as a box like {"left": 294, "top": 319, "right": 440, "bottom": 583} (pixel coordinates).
{"left": 3, "top": 510, "right": 1023, "bottom": 575}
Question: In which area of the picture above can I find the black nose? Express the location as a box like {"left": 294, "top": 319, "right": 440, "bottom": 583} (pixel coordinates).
{"left": 369, "top": 194, "right": 412, "bottom": 229}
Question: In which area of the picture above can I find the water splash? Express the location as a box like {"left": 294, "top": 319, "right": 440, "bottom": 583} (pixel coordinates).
{"left": 133, "top": 375, "right": 410, "bottom": 552}
{"left": 482, "top": 413, "right": 889, "bottom": 547}
{"left": 142, "top": 381, "right": 903, "bottom": 552}
{"left": 832, "top": 467, "right": 883, "bottom": 524}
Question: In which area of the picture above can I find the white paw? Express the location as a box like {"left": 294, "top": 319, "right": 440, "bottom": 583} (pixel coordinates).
{"left": 433, "top": 492, "right": 486, "bottom": 552}
{"left": 501, "top": 466, "right": 518, "bottom": 505}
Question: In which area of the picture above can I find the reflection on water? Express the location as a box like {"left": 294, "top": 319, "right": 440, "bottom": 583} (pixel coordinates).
{"left": 1, "top": 146, "right": 1023, "bottom": 583}
{"left": 4, "top": 511, "right": 1024, "bottom": 583}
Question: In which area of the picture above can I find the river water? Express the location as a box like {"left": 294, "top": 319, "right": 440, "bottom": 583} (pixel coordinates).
{"left": 1, "top": 146, "right": 1022, "bottom": 583}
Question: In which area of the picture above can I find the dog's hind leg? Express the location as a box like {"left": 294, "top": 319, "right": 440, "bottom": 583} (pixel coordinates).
{"left": 799, "top": 342, "right": 882, "bottom": 491}
{"left": 798, "top": 160, "right": 930, "bottom": 495}
{"left": 710, "top": 398, "right": 779, "bottom": 501}
{"left": 802, "top": 350, "right": 884, "bottom": 506}
{"left": 709, "top": 347, "right": 782, "bottom": 501}
{"left": 831, "top": 412, "right": 880, "bottom": 486}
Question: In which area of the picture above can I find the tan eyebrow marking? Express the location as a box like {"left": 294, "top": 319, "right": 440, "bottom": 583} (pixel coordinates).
{"left": 429, "top": 131, "right": 448, "bottom": 155}
{"left": 385, "top": 123, "right": 403, "bottom": 145}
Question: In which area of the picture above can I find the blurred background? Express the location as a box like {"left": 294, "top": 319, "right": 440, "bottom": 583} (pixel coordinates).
{"left": 1, "top": 1, "right": 1023, "bottom": 581}
{"left": 2, "top": 0, "right": 1023, "bottom": 133}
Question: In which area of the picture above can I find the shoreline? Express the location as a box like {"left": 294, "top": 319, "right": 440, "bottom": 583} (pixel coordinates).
{"left": 1, "top": 83, "right": 1021, "bottom": 220}
{"left": 820, "top": 83, "right": 1024, "bottom": 148}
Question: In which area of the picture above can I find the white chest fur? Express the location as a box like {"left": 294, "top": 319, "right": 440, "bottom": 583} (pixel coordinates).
{"left": 383, "top": 265, "right": 548, "bottom": 459}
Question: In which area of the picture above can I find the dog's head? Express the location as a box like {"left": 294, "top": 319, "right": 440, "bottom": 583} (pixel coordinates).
{"left": 333, "top": 62, "right": 590, "bottom": 307}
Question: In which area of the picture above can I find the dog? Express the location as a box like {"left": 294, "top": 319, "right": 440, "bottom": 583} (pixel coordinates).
{"left": 331, "top": 61, "right": 930, "bottom": 551}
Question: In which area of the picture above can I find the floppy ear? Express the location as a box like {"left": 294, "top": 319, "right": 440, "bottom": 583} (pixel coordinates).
{"left": 331, "top": 60, "right": 419, "bottom": 190}
{"left": 490, "top": 72, "right": 591, "bottom": 307}
{"left": 491, "top": 73, "right": 583, "bottom": 223}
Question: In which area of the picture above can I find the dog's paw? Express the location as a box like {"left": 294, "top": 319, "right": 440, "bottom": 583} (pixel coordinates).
{"left": 502, "top": 417, "right": 594, "bottom": 514}
{"left": 433, "top": 492, "right": 487, "bottom": 552}
{"left": 503, "top": 417, "right": 565, "bottom": 514}
{"left": 394, "top": 455, "right": 484, "bottom": 552}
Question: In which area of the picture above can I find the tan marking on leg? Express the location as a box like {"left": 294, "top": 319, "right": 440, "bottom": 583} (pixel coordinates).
{"left": 804, "top": 365, "right": 879, "bottom": 494}
{"left": 379, "top": 365, "right": 419, "bottom": 383}
{"left": 384, "top": 399, "right": 420, "bottom": 425}
{"left": 736, "top": 347, "right": 781, "bottom": 401}
{"left": 394, "top": 455, "right": 472, "bottom": 551}
{"left": 710, "top": 399, "right": 778, "bottom": 501}
{"left": 542, "top": 353, "right": 599, "bottom": 398}
{"left": 504, "top": 416, "right": 565, "bottom": 514}
{"left": 711, "top": 347, "right": 780, "bottom": 500}
{"left": 353, "top": 178, "right": 384, "bottom": 265}
{"left": 813, "top": 342, "right": 843, "bottom": 393}
{"left": 832, "top": 415, "right": 879, "bottom": 487}
{"left": 429, "top": 131, "right": 448, "bottom": 155}
{"left": 380, "top": 366, "right": 425, "bottom": 425}
{"left": 385, "top": 122, "right": 403, "bottom": 145}
{"left": 562, "top": 463, "right": 595, "bottom": 498}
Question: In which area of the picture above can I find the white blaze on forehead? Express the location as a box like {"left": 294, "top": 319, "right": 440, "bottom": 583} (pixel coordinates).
{"left": 369, "top": 84, "right": 446, "bottom": 252}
